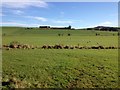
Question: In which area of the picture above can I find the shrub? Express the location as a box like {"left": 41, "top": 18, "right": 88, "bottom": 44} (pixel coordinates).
{"left": 9, "top": 41, "right": 21, "bottom": 48}
{"left": 68, "top": 33, "right": 71, "bottom": 36}
{"left": 58, "top": 34, "right": 61, "bottom": 36}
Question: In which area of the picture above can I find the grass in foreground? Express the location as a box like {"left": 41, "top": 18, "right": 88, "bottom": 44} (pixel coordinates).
{"left": 2, "top": 49, "right": 118, "bottom": 88}
{"left": 2, "top": 27, "right": 119, "bottom": 88}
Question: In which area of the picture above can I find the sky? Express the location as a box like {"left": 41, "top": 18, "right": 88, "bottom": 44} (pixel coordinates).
{"left": 1, "top": 0, "right": 118, "bottom": 29}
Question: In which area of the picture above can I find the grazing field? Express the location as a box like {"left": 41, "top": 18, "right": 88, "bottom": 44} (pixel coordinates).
{"left": 1, "top": 27, "right": 119, "bottom": 88}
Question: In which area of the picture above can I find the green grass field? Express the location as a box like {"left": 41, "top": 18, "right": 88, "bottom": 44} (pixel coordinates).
{"left": 1, "top": 27, "right": 119, "bottom": 88}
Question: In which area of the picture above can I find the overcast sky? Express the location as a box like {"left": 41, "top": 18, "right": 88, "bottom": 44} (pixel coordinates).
{"left": 1, "top": 0, "right": 118, "bottom": 28}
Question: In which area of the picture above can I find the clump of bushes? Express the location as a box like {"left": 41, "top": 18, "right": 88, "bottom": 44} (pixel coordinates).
{"left": 68, "top": 33, "right": 71, "bottom": 36}
{"left": 96, "top": 33, "right": 100, "bottom": 36}
{"left": 2, "top": 42, "right": 119, "bottom": 50}
{"left": 58, "top": 34, "right": 64, "bottom": 36}
{"left": 2, "top": 76, "right": 31, "bottom": 88}
{"left": 2, "top": 41, "right": 36, "bottom": 50}
{"left": 9, "top": 41, "right": 21, "bottom": 48}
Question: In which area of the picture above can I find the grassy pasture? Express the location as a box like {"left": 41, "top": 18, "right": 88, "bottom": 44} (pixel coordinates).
{"left": 1, "top": 27, "right": 119, "bottom": 88}
{"left": 2, "top": 27, "right": 118, "bottom": 46}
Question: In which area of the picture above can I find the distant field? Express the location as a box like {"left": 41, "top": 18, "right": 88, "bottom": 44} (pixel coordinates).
{"left": 1, "top": 27, "right": 119, "bottom": 88}
{"left": 2, "top": 27, "right": 118, "bottom": 46}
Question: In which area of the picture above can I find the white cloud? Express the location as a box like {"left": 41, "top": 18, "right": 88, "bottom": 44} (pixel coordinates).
{"left": 44, "top": 0, "right": 119, "bottom": 2}
{"left": 88, "top": 21, "right": 117, "bottom": 28}
{"left": 0, "top": 13, "right": 4, "bottom": 16}
{"left": 60, "top": 12, "right": 64, "bottom": 15}
{"left": 26, "top": 16, "right": 47, "bottom": 22}
{"left": 0, "top": 22, "right": 40, "bottom": 27}
{"left": 53, "top": 20, "right": 74, "bottom": 24}
{"left": 2, "top": 0, "right": 48, "bottom": 9}
{"left": 99, "top": 21, "right": 113, "bottom": 26}
{"left": 12, "top": 10, "right": 24, "bottom": 15}
{"left": 0, "top": 22, "right": 27, "bottom": 26}
{"left": 33, "top": 17, "right": 47, "bottom": 22}
{"left": 99, "top": 21, "right": 118, "bottom": 27}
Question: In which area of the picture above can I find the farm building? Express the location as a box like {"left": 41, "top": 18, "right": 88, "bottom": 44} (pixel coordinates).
{"left": 39, "top": 26, "right": 50, "bottom": 29}
{"left": 39, "top": 25, "right": 72, "bottom": 30}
